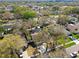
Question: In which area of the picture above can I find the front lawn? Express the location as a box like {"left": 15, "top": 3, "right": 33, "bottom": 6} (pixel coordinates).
{"left": 57, "top": 37, "right": 75, "bottom": 48}
{"left": 72, "top": 33, "right": 79, "bottom": 40}
{"left": 64, "top": 42, "right": 75, "bottom": 48}
{"left": 57, "top": 37, "right": 72, "bottom": 45}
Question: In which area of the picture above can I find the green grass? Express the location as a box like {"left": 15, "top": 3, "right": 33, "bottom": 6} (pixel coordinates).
{"left": 64, "top": 42, "right": 75, "bottom": 48}
{"left": 57, "top": 37, "right": 75, "bottom": 48}
{"left": 72, "top": 34, "right": 79, "bottom": 40}
{"left": 57, "top": 37, "right": 72, "bottom": 44}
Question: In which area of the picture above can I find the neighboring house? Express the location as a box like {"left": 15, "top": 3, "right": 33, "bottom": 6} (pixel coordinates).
{"left": 27, "top": 4, "right": 33, "bottom": 8}
{"left": 66, "top": 24, "right": 77, "bottom": 32}
{"left": 3, "top": 25, "right": 13, "bottom": 32}
{"left": 66, "top": 23, "right": 79, "bottom": 32}
{"left": 43, "top": 6, "right": 49, "bottom": 10}
{"left": 69, "top": 14, "right": 77, "bottom": 17}
{"left": 5, "top": 5, "right": 13, "bottom": 11}
{"left": 30, "top": 26, "right": 41, "bottom": 34}
{"left": 0, "top": 7, "right": 5, "bottom": 12}
{"left": 32, "top": 6, "right": 40, "bottom": 11}
{"left": 68, "top": 17, "right": 78, "bottom": 24}
{"left": 75, "top": 23, "right": 79, "bottom": 32}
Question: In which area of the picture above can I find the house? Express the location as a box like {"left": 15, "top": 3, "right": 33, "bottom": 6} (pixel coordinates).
{"left": 30, "top": 26, "right": 41, "bottom": 34}
{"left": 75, "top": 23, "right": 79, "bottom": 32}
{"left": 32, "top": 6, "right": 39, "bottom": 11}
{"left": 3, "top": 25, "right": 13, "bottom": 32}
{"left": 43, "top": 6, "right": 49, "bottom": 10}
{"left": 68, "top": 17, "right": 78, "bottom": 24}
{"left": 66, "top": 23, "right": 79, "bottom": 32}
{"left": 66, "top": 24, "right": 76, "bottom": 32}
{"left": 27, "top": 4, "right": 33, "bottom": 8}
{"left": 5, "top": 5, "right": 13, "bottom": 11}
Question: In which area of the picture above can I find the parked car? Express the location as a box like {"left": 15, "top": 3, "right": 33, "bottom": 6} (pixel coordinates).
{"left": 70, "top": 52, "right": 78, "bottom": 58}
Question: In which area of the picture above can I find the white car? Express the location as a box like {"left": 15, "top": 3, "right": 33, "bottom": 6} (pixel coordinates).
{"left": 70, "top": 52, "right": 78, "bottom": 58}
{"left": 73, "top": 52, "right": 78, "bottom": 54}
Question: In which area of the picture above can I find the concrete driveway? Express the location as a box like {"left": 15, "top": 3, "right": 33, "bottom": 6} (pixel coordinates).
{"left": 66, "top": 44, "right": 79, "bottom": 55}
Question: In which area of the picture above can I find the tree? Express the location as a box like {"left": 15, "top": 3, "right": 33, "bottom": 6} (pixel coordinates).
{"left": 0, "top": 39, "right": 18, "bottom": 58}
{"left": 0, "top": 10, "right": 5, "bottom": 14}
{"left": 57, "top": 15, "right": 69, "bottom": 25}
{"left": 21, "top": 10, "right": 36, "bottom": 19}
{"left": 40, "top": 10, "right": 50, "bottom": 16}
{"left": 13, "top": 6, "right": 27, "bottom": 14}
{"left": 43, "top": 24, "right": 65, "bottom": 41}
{"left": 0, "top": 34, "right": 25, "bottom": 58}
{"left": 0, "top": 26, "right": 5, "bottom": 33}
{"left": 52, "top": 6, "right": 60, "bottom": 11}
{"left": 32, "top": 31, "right": 49, "bottom": 44}
{"left": 68, "top": 16, "right": 78, "bottom": 24}
{"left": 48, "top": 46, "right": 68, "bottom": 58}
{"left": 21, "top": 28, "right": 32, "bottom": 41}
{"left": 51, "top": 6, "right": 60, "bottom": 15}
{"left": 63, "top": 6, "right": 79, "bottom": 15}
{"left": 2, "top": 12, "right": 14, "bottom": 20}
{"left": 13, "top": 6, "right": 36, "bottom": 19}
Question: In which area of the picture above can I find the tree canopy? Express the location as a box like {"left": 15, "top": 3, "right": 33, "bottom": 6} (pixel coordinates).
{"left": 13, "top": 6, "right": 36, "bottom": 19}
{"left": 63, "top": 6, "right": 79, "bottom": 15}
{"left": 0, "top": 34, "right": 25, "bottom": 58}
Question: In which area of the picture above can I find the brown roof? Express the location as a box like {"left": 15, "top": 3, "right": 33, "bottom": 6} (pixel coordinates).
{"left": 66, "top": 24, "right": 77, "bottom": 32}
{"left": 75, "top": 23, "right": 79, "bottom": 29}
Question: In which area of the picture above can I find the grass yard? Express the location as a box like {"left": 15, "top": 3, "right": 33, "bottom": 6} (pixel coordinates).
{"left": 57, "top": 37, "right": 75, "bottom": 48}
{"left": 72, "top": 34, "right": 79, "bottom": 40}
{"left": 57, "top": 37, "right": 72, "bottom": 44}
{"left": 64, "top": 42, "right": 75, "bottom": 48}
